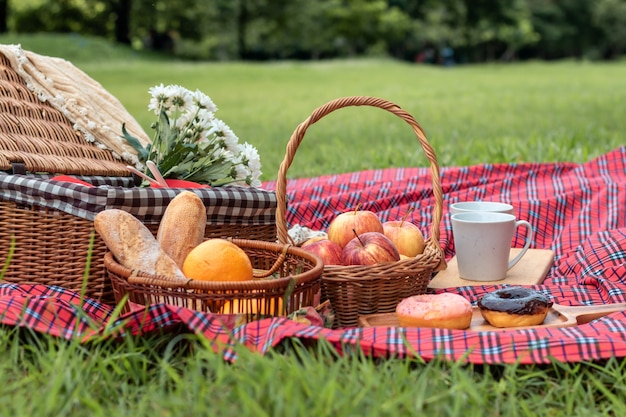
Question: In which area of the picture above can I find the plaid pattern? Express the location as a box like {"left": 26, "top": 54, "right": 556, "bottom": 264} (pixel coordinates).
{"left": 1, "top": 146, "right": 626, "bottom": 364}
{"left": 0, "top": 173, "right": 277, "bottom": 225}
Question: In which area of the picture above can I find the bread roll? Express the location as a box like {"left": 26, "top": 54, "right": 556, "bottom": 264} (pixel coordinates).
{"left": 157, "top": 191, "right": 207, "bottom": 267}
{"left": 94, "top": 209, "right": 188, "bottom": 282}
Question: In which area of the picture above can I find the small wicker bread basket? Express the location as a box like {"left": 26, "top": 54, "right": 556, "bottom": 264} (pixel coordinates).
{"left": 275, "top": 96, "right": 446, "bottom": 328}
{"left": 106, "top": 238, "right": 323, "bottom": 322}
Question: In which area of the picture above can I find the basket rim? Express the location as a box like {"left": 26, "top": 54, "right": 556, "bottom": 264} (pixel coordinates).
{"left": 321, "top": 242, "right": 441, "bottom": 277}
{"left": 104, "top": 238, "right": 324, "bottom": 291}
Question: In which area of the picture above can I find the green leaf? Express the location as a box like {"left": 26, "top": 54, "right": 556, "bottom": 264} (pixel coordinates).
{"left": 158, "top": 142, "right": 196, "bottom": 175}
{"left": 121, "top": 123, "right": 149, "bottom": 162}
{"left": 185, "top": 160, "right": 232, "bottom": 184}
{"left": 153, "top": 109, "right": 174, "bottom": 156}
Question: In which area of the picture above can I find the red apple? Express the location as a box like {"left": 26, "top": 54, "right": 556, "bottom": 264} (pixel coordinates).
{"left": 301, "top": 235, "right": 327, "bottom": 247}
{"left": 383, "top": 220, "right": 425, "bottom": 257}
{"left": 327, "top": 208, "right": 384, "bottom": 248}
{"left": 341, "top": 231, "right": 400, "bottom": 266}
{"left": 301, "top": 239, "right": 343, "bottom": 266}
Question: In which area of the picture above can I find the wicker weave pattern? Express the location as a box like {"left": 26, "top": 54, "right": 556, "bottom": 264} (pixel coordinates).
{"left": 275, "top": 96, "right": 446, "bottom": 328}
{"left": 106, "top": 239, "right": 323, "bottom": 322}
{"left": 0, "top": 199, "right": 277, "bottom": 303}
{"left": 0, "top": 53, "right": 130, "bottom": 176}
{"left": 0, "top": 49, "right": 278, "bottom": 303}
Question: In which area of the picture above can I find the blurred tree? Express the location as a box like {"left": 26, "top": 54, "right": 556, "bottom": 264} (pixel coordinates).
{"left": 130, "top": 0, "right": 221, "bottom": 57}
{"left": 459, "top": 0, "right": 539, "bottom": 61}
{"left": 379, "top": 6, "right": 413, "bottom": 59}
{"left": 280, "top": 1, "right": 337, "bottom": 59}
{"left": 592, "top": 0, "right": 626, "bottom": 59}
{"left": 241, "top": 0, "right": 338, "bottom": 60}
{"left": 110, "top": 0, "right": 131, "bottom": 44}
{"left": 236, "top": 0, "right": 248, "bottom": 58}
{"left": 5, "top": 0, "right": 625, "bottom": 62}
{"left": 12, "top": 0, "right": 107, "bottom": 34}
{"left": 326, "top": 0, "right": 388, "bottom": 56}
{"left": 525, "top": 0, "right": 602, "bottom": 60}
{"left": 0, "top": 0, "right": 7, "bottom": 33}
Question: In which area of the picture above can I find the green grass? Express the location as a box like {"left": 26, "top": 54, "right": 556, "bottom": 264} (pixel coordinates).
{"left": 2, "top": 328, "right": 626, "bottom": 416}
{"left": 7, "top": 34, "right": 625, "bottom": 181}
{"left": 2, "top": 34, "right": 626, "bottom": 416}
{"left": 83, "top": 59, "right": 626, "bottom": 181}
{"left": 1, "top": 33, "right": 158, "bottom": 63}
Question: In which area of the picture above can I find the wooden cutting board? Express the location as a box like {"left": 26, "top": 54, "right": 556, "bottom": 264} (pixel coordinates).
{"left": 358, "top": 303, "right": 626, "bottom": 331}
{"left": 428, "top": 248, "right": 555, "bottom": 289}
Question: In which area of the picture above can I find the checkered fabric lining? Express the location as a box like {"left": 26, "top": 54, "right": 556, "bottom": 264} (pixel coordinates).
{"left": 0, "top": 173, "right": 277, "bottom": 225}
{"left": 0, "top": 146, "right": 625, "bottom": 364}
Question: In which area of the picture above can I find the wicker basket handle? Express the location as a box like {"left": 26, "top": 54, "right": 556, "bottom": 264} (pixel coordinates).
{"left": 275, "top": 96, "right": 444, "bottom": 247}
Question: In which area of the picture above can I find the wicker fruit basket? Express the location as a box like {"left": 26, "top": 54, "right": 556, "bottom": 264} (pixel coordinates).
{"left": 0, "top": 49, "right": 277, "bottom": 304}
{"left": 275, "top": 96, "right": 446, "bottom": 328}
{"left": 105, "top": 238, "right": 323, "bottom": 322}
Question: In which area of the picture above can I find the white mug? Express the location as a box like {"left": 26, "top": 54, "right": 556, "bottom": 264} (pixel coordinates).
{"left": 450, "top": 201, "right": 514, "bottom": 216}
{"left": 451, "top": 212, "right": 533, "bottom": 281}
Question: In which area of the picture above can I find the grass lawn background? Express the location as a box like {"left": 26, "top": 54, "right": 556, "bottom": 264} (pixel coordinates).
{"left": 0, "top": 34, "right": 624, "bottom": 416}
{"left": 90, "top": 58, "right": 625, "bottom": 181}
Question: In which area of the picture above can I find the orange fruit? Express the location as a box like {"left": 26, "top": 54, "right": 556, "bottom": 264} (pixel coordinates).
{"left": 220, "top": 297, "right": 285, "bottom": 316}
{"left": 182, "top": 239, "right": 253, "bottom": 282}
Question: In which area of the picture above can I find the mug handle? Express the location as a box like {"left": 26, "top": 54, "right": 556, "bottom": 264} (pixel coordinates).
{"left": 508, "top": 220, "right": 534, "bottom": 269}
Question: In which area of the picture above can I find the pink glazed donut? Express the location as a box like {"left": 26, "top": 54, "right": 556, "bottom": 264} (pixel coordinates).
{"left": 395, "top": 293, "right": 473, "bottom": 329}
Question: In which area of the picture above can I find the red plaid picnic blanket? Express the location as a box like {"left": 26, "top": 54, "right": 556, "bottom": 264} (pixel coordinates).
{"left": 2, "top": 146, "right": 625, "bottom": 364}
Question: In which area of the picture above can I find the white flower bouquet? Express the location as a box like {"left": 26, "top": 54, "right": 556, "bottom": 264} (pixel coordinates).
{"left": 124, "top": 84, "right": 262, "bottom": 187}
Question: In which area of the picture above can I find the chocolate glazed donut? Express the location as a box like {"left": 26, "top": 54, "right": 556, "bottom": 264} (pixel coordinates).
{"left": 478, "top": 287, "right": 553, "bottom": 328}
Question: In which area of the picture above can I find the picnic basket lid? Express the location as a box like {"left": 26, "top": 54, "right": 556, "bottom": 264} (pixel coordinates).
{"left": 0, "top": 45, "right": 150, "bottom": 177}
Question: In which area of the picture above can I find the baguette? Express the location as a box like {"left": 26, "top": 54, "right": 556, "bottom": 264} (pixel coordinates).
{"left": 157, "top": 191, "right": 207, "bottom": 268}
{"left": 94, "top": 209, "right": 188, "bottom": 282}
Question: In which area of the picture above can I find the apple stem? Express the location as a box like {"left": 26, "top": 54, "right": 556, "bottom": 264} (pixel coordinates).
{"left": 353, "top": 203, "right": 362, "bottom": 215}
{"left": 352, "top": 229, "right": 365, "bottom": 246}
{"left": 400, "top": 206, "right": 415, "bottom": 227}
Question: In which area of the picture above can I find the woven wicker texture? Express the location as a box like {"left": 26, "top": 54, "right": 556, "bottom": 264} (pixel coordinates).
{"left": 0, "top": 200, "right": 111, "bottom": 298}
{"left": 0, "top": 48, "right": 278, "bottom": 304}
{"left": 0, "top": 196, "right": 277, "bottom": 303}
{"left": 276, "top": 96, "right": 445, "bottom": 328}
{"left": 106, "top": 239, "right": 323, "bottom": 322}
{"left": 0, "top": 52, "right": 131, "bottom": 176}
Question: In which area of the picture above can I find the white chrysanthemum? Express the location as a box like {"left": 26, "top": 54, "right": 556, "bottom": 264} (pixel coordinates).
{"left": 233, "top": 164, "right": 250, "bottom": 183}
{"left": 194, "top": 108, "right": 214, "bottom": 132}
{"left": 238, "top": 142, "right": 262, "bottom": 177}
{"left": 196, "top": 129, "right": 210, "bottom": 145}
{"left": 222, "top": 128, "right": 240, "bottom": 154}
{"left": 248, "top": 178, "right": 262, "bottom": 187}
{"left": 149, "top": 83, "right": 167, "bottom": 98}
{"left": 211, "top": 148, "right": 233, "bottom": 163}
{"left": 206, "top": 118, "right": 227, "bottom": 135}
{"left": 173, "top": 103, "right": 199, "bottom": 129}
{"left": 164, "top": 85, "right": 193, "bottom": 116}
{"left": 164, "top": 84, "right": 186, "bottom": 97}
{"left": 208, "top": 119, "right": 239, "bottom": 153}
{"left": 148, "top": 83, "right": 169, "bottom": 114}
{"left": 191, "top": 89, "right": 218, "bottom": 113}
{"left": 219, "top": 148, "right": 236, "bottom": 163}
{"left": 138, "top": 83, "right": 262, "bottom": 187}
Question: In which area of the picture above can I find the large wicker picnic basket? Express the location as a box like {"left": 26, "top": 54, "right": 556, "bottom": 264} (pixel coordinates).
{"left": 105, "top": 238, "right": 324, "bottom": 322}
{"left": 275, "top": 96, "right": 446, "bottom": 328}
{"left": 0, "top": 47, "right": 277, "bottom": 304}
